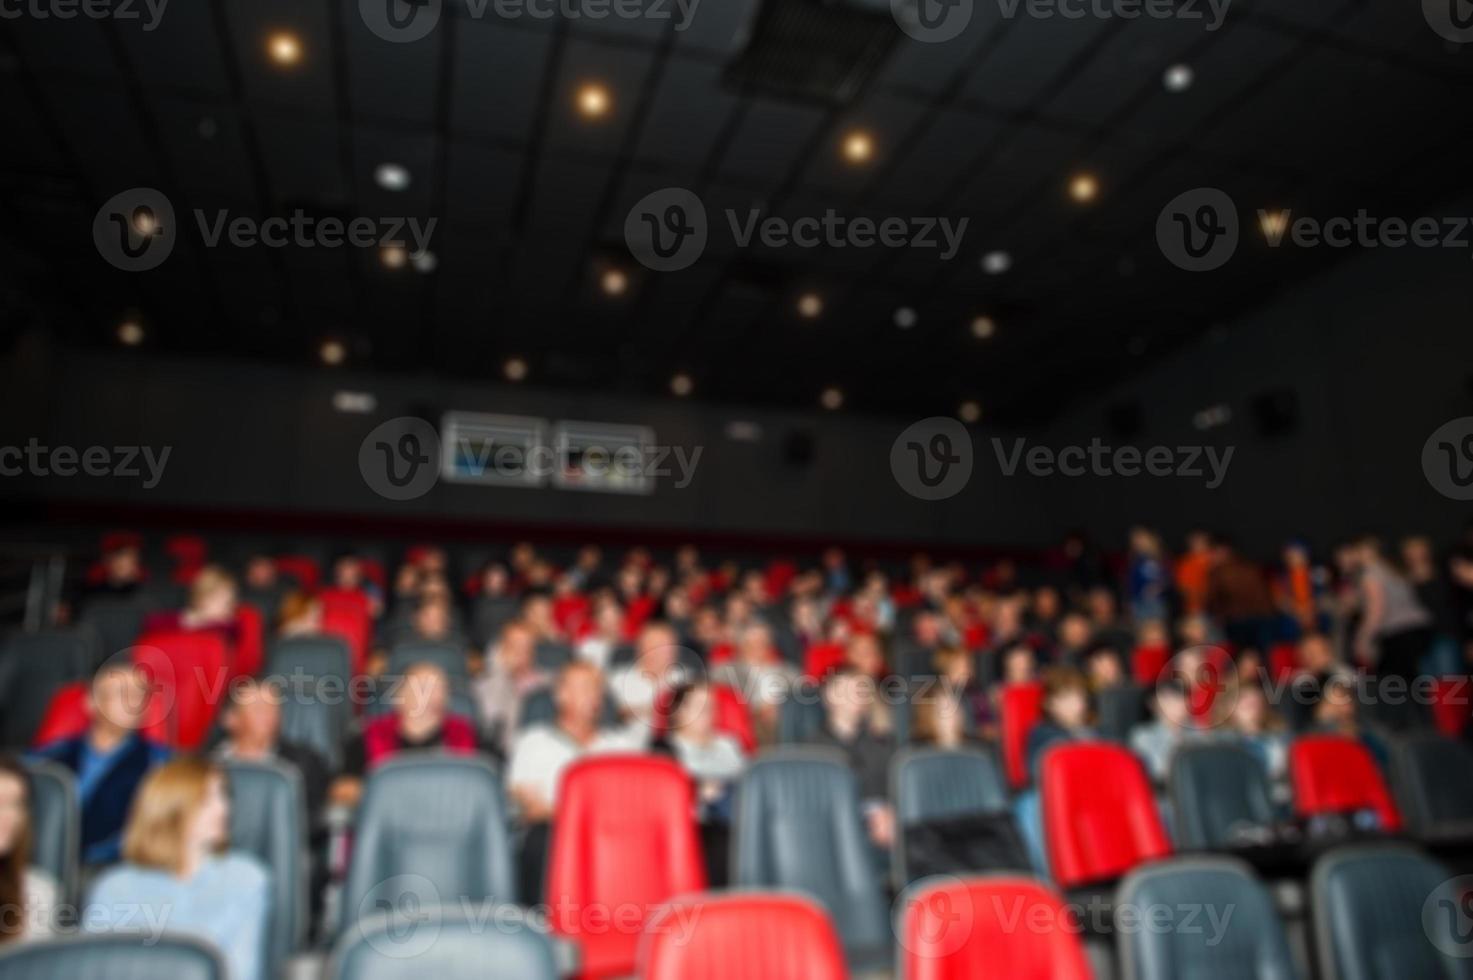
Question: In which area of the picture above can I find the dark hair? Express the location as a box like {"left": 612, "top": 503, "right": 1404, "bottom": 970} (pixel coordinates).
{"left": 0, "top": 755, "right": 32, "bottom": 946}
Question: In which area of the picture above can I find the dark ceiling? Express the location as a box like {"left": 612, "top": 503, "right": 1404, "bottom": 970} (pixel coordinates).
{"left": 0, "top": 0, "right": 1470, "bottom": 424}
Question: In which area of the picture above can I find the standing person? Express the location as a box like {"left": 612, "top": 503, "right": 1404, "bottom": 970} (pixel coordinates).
{"left": 1174, "top": 530, "right": 1215, "bottom": 618}
{"left": 0, "top": 756, "right": 58, "bottom": 944}
{"left": 1127, "top": 527, "right": 1170, "bottom": 624}
{"left": 1206, "top": 539, "right": 1277, "bottom": 654}
{"left": 85, "top": 759, "right": 270, "bottom": 980}
{"left": 1352, "top": 536, "right": 1433, "bottom": 680}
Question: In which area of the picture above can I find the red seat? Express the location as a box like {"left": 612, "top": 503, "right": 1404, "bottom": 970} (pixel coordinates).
{"left": 232, "top": 603, "right": 265, "bottom": 679}
{"left": 274, "top": 555, "right": 321, "bottom": 591}
{"left": 900, "top": 876, "right": 1092, "bottom": 980}
{"left": 712, "top": 684, "right": 757, "bottom": 755}
{"left": 640, "top": 893, "right": 846, "bottom": 980}
{"left": 1289, "top": 734, "right": 1401, "bottom": 830}
{"left": 1000, "top": 682, "right": 1044, "bottom": 789}
{"left": 548, "top": 755, "right": 706, "bottom": 979}
{"left": 1268, "top": 643, "right": 1299, "bottom": 683}
{"left": 1041, "top": 742, "right": 1171, "bottom": 889}
{"left": 31, "top": 682, "right": 91, "bottom": 747}
{"left": 1130, "top": 645, "right": 1169, "bottom": 686}
{"left": 133, "top": 630, "right": 230, "bottom": 750}
{"left": 1429, "top": 677, "right": 1470, "bottom": 739}
{"left": 803, "top": 642, "right": 847, "bottom": 681}
{"left": 319, "top": 588, "right": 373, "bottom": 676}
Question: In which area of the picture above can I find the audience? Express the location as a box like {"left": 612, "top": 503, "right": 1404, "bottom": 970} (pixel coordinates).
{"left": 1130, "top": 679, "right": 1205, "bottom": 783}
{"left": 661, "top": 682, "right": 745, "bottom": 821}
{"left": 1025, "top": 668, "right": 1096, "bottom": 777}
{"left": 813, "top": 668, "right": 895, "bottom": 848}
{"left": 0, "top": 756, "right": 57, "bottom": 944}
{"left": 472, "top": 621, "right": 550, "bottom": 755}
{"left": 140, "top": 565, "right": 240, "bottom": 645}
{"left": 711, "top": 622, "right": 798, "bottom": 744}
{"left": 608, "top": 621, "right": 685, "bottom": 724}
{"left": 214, "top": 678, "right": 328, "bottom": 828}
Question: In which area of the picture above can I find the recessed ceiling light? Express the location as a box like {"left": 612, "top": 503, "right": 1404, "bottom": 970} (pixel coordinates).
{"left": 981, "top": 250, "right": 1012, "bottom": 275}
{"left": 894, "top": 307, "right": 918, "bottom": 329}
{"left": 132, "top": 207, "right": 158, "bottom": 236}
{"left": 1069, "top": 172, "right": 1100, "bottom": 204}
{"left": 380, "top": 244, "right": 408, "bottom": 270}
{"left": 266, "top": 31, "right": 303, "bottom": 67}
{"left": 1259, "top": 209, "right": 1290, "bottom": 239}
{"left": 820, "top": 387, "right": 844, "bottom": 410}
{"left": 576, "top": 83, "right": 611, "bottom": 119}
{"left": 320, "top": 339, "right": 346, "bottom": 366}
{"left": 601, "top": 268, "right": 629, "bottom": 297}
{"left": 670, "top": 373, "right": 694, "bottom": 397}
{"left": 971, "top": 315, "right": 996, "bottom": 339}
{"left": 375, "top": 163, "right": 411, "bottom": 192}
{"left": 797, "top": 293, "right": 824, "bottom": 319}
{"left": 842, "top": 130, "right": 875, "bottom": 165}
{"left": 1163, "top": 64, "right": 1195, "bottom": 93}
{"left": 410, "top": 250, "right": 437, "bottom": 273}
{"left": 504, "top": 357, "right": 528, "bottom": 382}
{"left": 117, "top": 320, "right": 145, "bottom": 346}
{"left": 959, "top": 401, "right": 982, "bottom": 423}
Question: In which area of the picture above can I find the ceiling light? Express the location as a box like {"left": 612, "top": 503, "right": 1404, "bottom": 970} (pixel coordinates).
{"left": 981, "top": 250, "right": 1012, "bottom": 275}
{"left": 797, "top": 293, "right": 824, "bottom": 319}
{"left": 894, "top": 307, "right": 918, "bottom": 329}
{"left": 959, "top": 401, "right": 982, "bottom": 423}
{"left": 132, "top": 208, "right": 158, "bottom": 236}
{"left": 670, "top": 373, "right": 694, "bottom": 397}
{"left": 410, "top": 250, "right": 437, "bottom": 273}
{"left": 266, "top": 31, "right": 303, "bottom": 67}
{"left": 504, "top": 357, "right": 528, "bottom": 382}
{"left": 842, "top": 130, "right": 875, "bottom": 165}
{"left": 1069, "top": 172, "right": 1099, "bottom": 204}
{"left": 1259, "top": 209, "right": 1290, "bottom": 240}
{"left": 601, "top": 268, "right": 629, "bottom": 297}
{"left": 971, "top": 315, "right": 996, "bottom": 339}
{"left": 380, "top": 245, "right": 408, "bottom": 270}
{"left": 374, "top": 163, "right": 411, "bottom": 192}
{"left": 576, "top": 83, "right": 611, "bottom": 119}
{"left": 117, "top": 320, "right": 145, "bottom": 346}
{"left": 1163, "top": 64, "right": 1194, "bottom": 93}
{"left": 820, "top": 387, "right": 844, "bottom": 410}
{"left": 320, "top": 339, "right": 346, "bottom": 366}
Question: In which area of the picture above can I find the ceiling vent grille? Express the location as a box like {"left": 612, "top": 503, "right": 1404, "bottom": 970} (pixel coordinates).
{"left": 724, "top": 0, "right": 900, "bottom": 105}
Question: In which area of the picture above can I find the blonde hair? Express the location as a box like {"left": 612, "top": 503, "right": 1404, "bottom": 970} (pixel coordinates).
{"left": 122, "top": 758, "right": 225, "bottom": 874}
{"left": 188, "top": 565, "right": 236, "bottom": 610}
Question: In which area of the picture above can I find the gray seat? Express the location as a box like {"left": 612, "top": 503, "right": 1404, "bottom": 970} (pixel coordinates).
{"left": 387, "top": 641, "right": 469, "bottom": 682}
{"left": 777, "top": 682, "right": 825, "bottom": 744}
{"left": 23, "top": 759, "right": 78, "bottom": 909}
{"left": 0, "top": 629, "right": 99, "bottom": 747}
{"left": 1392, "top": 733, "right": 1473, "bottom": 843}
{"left": 516, "top": 687, "right": 617, "bottom": 731}
{"left": 223, "top": 759, "right": 307, "bottom": 973}
{"left": 1118, "top": 857, "right": 1298, "bottom": 980}
{"left": 1312, "top": 844, "right": 1473, "bottom": 980}
{"left": 0, "top": 935, "right": 224, "bottom": 980}
{"left": 733, "top": 750, "right": 889, "bottom": 967}
{"left": 1169, "top": 741, "right": 1277, "bottom": 851}
{"left": 77, "top": 597, "right": 146, "bottom": 669}
{"left": 890, "top": 746, "right": 1009, "bottom": 888}
{"left": 340, "top": 755, "right": 515, "bottom": 934}
{"left": 267, "top": 636, "right": 355, "bottom": 771}
{"left": 332, "top": 908, "right": 557, "bottom": 980}
{"left": 1096, "top": 684, "right": 1147, "bottom": 742}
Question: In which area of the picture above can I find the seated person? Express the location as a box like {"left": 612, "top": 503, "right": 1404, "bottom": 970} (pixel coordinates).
{"left": 406, "top": 594, "right": 459, "bottom": 646}
{"left": 812, "top": 668, "right": 896, "bottom": 848}
{"left": 1084, "top": 645, "right": 1128, "bottom": 691}
{"left": 472, "top": 621, "right": 550, "bottom": 755}
{"left": 608, "top": 621, "right": 686, "bottom": 725}
{"left": 274, "top": 590, "right": 322, "bottom": 639}
{"left": 331, "top": 554, "right": 383, "bottom": 617}
{"left": 31, "top": 664, "right": 171, "bottom": 864}
{"left": 85, "top": 759, "right": 269, "bottom": 980}
{"left": 1025, "top": 667, "right": 1096, "bottom": 779}
{"left": 331, "top": 663, "right": 483, "bottom": 808}
{"left": 141, "top": 565, "right": 241, "bottom": 646}
{"left": 214, "top": 678, "right": 329, "bottom": 828}
{"left": 660, "top": 683, "right": 745, "bottom": 820}
{"left": 1313, "top": 671, "right": 1389, "bottom": 770}
{"left": 911, "top": 691, "right": 979, "bottom": 751}
{"left": 711, "top": 622, "right": 799, "bottom": 744}
{"left": 934, "top": 645, "right": 990, "bottom": 736}
{"left": 1223, "top": 678, "right": 1290, "bottom": 782}
{"left": 0, "top": 755, "right": 58, "bottom": 943}
{"left": 83, "top": 542, "right": 144, "bottom": 599}
{"left": 1129, "top": 678, "right": 1206, "bottom": 783}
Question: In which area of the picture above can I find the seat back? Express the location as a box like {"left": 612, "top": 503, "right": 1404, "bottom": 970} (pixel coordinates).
{"left": 1095, "top": 685, "right": 1146, "bottom": 743}
{"left": 319, "top": 589, "right": 373, "bottom": 677}
{"left": 898, "top": 875, "right": 1091, "bottom": 980}
{"left": 232, "top": 603, "right": 265, "bottom": 679}
{"left": 268, "top": 635, "right": 355, "bottom": 769}
{"left": 341, "top": 755, "right": 515, "bottom": 933}
{"left": 640, "top": 892, "right": 847, "bottom": 980}
{"left": 0, "top": 630, "right": 98, "bottom": 747}
{"left": 0, "top": 935, "right": 224, "bottom": 980}
{"left": 333, "top": 908, "right": 558, "bottom": 980}
{"left": 77, "top": 597, "right": 146, "bottom": 668}
{"left": 275, "top": 554, "right": 321, "bottom": 591}
{"left": 1118, "top": 858, "right": 1295, "bottom": 980}
{"left": 1169, "top": 741, "right": 1277, "bottom": 850}
{"left": 733, "top": 751, "right": 889, "bottom": 962}
{"left": 517, "top": 686, "right": 617, "bottom": 732}
{"left": 1312, "top": 845, "right": 1473, "bottom": 980}
{"left": 1290, "top": 735, "right": 1401, "bottom": 830}
{"left": 224, "top": 759, "right": 307, "bottom": 972}
{"left": 891, "top": 747, "right": 1010, "bottom": 888}
{"left": 24, "top": 759, "right": 78, "bottom": 907}
{"left": 30, "top": 682, "right": 91, "bottom": 747}
{"left": 1000, "top": 682, "right": 1044, "bottom": 788}
{"left": 548, "top": 755, "right": 706, "bottom": 978}
{"left": 777, "top": 682, "right": 826, "bottom": 743}
{"left": 712, "top": 684, "right": 757, "bottom": 754}
{"left": 387, "top": 641, "right": 469, "bottom": 683}
{"left": 1392, "top": 733, "right": 1473, "bottom": 841}
{"left": 1042, "top": 741, "right": 1172, "bottom": 889}
{"left": 134, "top": 630, "right": 230, "bottom": 750}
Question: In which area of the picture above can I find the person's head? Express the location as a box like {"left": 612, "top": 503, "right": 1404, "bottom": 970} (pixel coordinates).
{"left": 1085, "top": 646, "right": 1124, "bottom": 688}
{"left": 103, "top": 545, "right": 142, "bottom": 585}
{"left": 1186, "top": 529, "right": 1212, "bottom": 554}
{"left": 1282, "top": 540, "right": 1310, "bottom": 567}
{"left": 221, "top": 678, "right": 282, "bottom": 752}
{"left": 244, "top": 555, "right": 276, "bottom": 590}
{"left": 1058, "top": 612, "right": 1093, "bottom": 650}
{"left": 498, "top": 621, "right": 536, "bottom": 674}
{"left": 1041, "top": 668, "right": 1090, "bottom": 730}
{"left": 1298, "top": 633, "right": 1336, "bottom": 675}
{"left": 1229, "top": 680, "right": 1281, "bottom": 734}
{"left": 554, "top": 662, "right": 605, "bottom": 730}
{"left": 593, "top": 600, "right": 624, "bottom": 638}
{"left": 635, "top": 621, "right": 680, "bottom": 676}
{"left": 1352, "top": 535, "right": 1384, "bottom": 569}
{"left": 187, "top": 566, "right": 237, "bottom": 622}
{"left": 1401, "top": 535, "right": 1435, "bottom": 573}
{"left": 522, "top": 594, "right": 554, "bottom": 633}
{"left": 0, "top": 756, "right": 32, "bottom": 942}
{"left": 933, "top": 647, "right": 973, "bottom": 687}
{"left": 1177, "top": 615, "right": 1211, "bottom": 648}
{"left": 993, "top": 597, "right": 1024, "bottom": 638}
{"left": 1315, "top": 673, "right": 1359, "bottom": 729}
{"left": 822, "top": 668, "right": 877, "bottom": 731}
{"left": 668, "top": 683, "right": 716, "bottom": 740}
{"left": 413, "top": 597, "right": 452, "bottom": 641}
{"left": 1129, "top": 526, "right": 1160, "bottom": 556}
{"left": 397, "top": 663, "right": 450, "bottom": 733}
{"left": 1137, "top": 619, "right": 1168, "bottom": 649}
{"left": 1032, "top": 586, "right": 1061, "bottom": 622}
{"left": 481, "top": 563, "right": 510, "bottom": 597}
{"left": 275, "top": 591, "right": 321, "bottom": 636}
{"left": 1085, "top": 586, "right": 1117, "bottom": 624}
{"left": 913, "top": 611, "right": 945, "bottom": 646}
{"left": 912, "top": 692, "right": 966, "bottom": 748}
{"left": 736, "top": 622, "right": 774, "bottom": 665}
{"left": 1002, "top": 644, "right": 1036, "bottom": 684}
{"left": 122, "top": 758, "right": 229, "bottom": 875}
{"left": 1152, "top": 679, "right": 1192, "bottom": 729}
{"left": 89, "top": 663, "right": 150, "bottom": 735}
{"left": 845, "top": 633, "right": 886, "bottom": 678}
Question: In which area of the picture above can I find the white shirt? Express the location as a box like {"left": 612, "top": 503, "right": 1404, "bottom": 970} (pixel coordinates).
{"left": 21, "top": 868, "right": 58, "bottom": 940}
{"left": 507, "top": 722, "right": 648, "bottom": 809}
{"left": 671, "top": 733, "right": 746, "bottom": 784}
